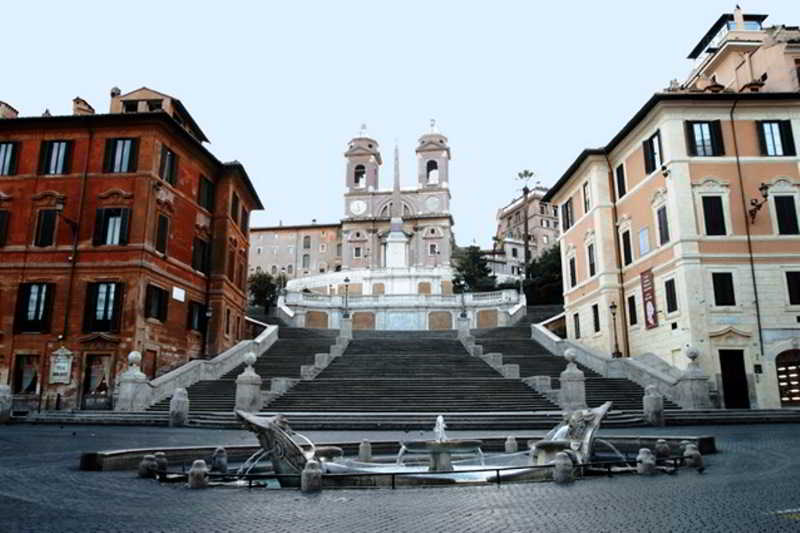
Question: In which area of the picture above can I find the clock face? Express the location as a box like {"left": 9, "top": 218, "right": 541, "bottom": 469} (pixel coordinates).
{"left": 425, "top": 196, "right": 441, "bottom": 212}
{"left": 350, "top": 200, "right": 367, "bottom": 215}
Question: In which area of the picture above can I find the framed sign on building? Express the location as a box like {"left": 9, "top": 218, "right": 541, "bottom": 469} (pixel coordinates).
{"left": 641, "top": 269, "right": 658, "bottom": 330}
{"left": 49, "top": 346, "right": 74, "bottom": 384}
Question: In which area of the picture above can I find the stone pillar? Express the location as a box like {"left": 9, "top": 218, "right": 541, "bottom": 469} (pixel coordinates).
{"left": 301, "top": 460, "right": 322, "bottom": 492}
{"left": 505, "top": 436, "right": 518, "bottom": 453}
{"left": 188, "top": 459, "right": 209, "bottom": 489}
{"left": 235, "top": 352, "right": 263, "bottom": 413}
{"left": 456, "top": 315, "right": 470, "bottom": 340}
{"left": 211, "top": 447, "right": 228, "bottom": 473}
{"left": 115, "top": 351, "right": 151, "bottom": 412}
{"left": 0, "top": 384, "right": 11, "bottom": 424}
{"left": 676, "top": 346, "right": 713, "bottom": 409}
{"left": 358, "top": 439, "right": 372, "bottom": 462}
{"left": 340, "top": 316, "right": 353, "bottom": 340}
{"left": 169, "top": 388, "right": 190, "bottom": 427}
{"left": 643, "top": 385, "right": 665, "bottom": 426}
{"left": 636, "top": 448, "right": 657, "bottom": 475}
{"left": 559, "top": 349, "right": 587, "bottom": 411}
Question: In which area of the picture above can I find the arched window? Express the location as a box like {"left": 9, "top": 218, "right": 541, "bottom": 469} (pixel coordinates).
{"left": 302, "top": 254, "right": 310, "bottom": 269}
{"left": 271, "top": 265, "right": 277, "bottom": 275}
{"left": 354, "top": 164, "right": 366, "bottom": 187}
{"left": 426, "top": 160, "right": 439, "bottom": 184}
{"left": 303, "top": 236, "right": 311, "bottom": 249}
{"left": 777, "top": 349, "right": 800, "bottom": 407}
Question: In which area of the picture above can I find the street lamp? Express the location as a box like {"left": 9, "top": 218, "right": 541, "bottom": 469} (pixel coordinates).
{"left": 343, "top": 276, "right": 351, "bottom": 318}
{"left": 609, "top": 301, "right": 622, "bottom": 358}
{"left": 748, "top": 182, "right": 770, "bottom": 223}
{"left": 53, "top": 197, "right": 78, "bottom": 238}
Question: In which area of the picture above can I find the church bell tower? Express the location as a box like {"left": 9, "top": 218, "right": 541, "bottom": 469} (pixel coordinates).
{"left": 416, "top": 119, "right": 450, "bottom": 188}
{"left": 345, "top": 124, "right": 382, "bottom": 192}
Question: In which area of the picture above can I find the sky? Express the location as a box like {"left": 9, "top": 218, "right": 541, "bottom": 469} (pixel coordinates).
{"left": 3, "top": 1, "right": 799, "bottom": 247}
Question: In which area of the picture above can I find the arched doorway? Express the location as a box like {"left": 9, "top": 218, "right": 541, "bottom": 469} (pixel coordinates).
{"left": 776, "top": 349, "right": 800, "bottom": 407}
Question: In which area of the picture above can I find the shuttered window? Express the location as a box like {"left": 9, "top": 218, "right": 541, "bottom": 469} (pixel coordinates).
{"left": 0, "top": 210, "right": 9, "bottom": 247}
{"left": 592, "top": 304, "right": 600, "bottom": 333}
{"left": 685, "top": 121, "right": 725, "bottom": 156}
{"left": 93, "top": 208, "right": 131, "bottom": 245}
{"left": 657, "top": 205, "right": 670, "bottom": 245}
{"left": 642, "top": 131, "right": 663, "bottom": 174}
{"left": 159, "top": 145, "right": 179, "bottom": 186}
{"left": 621, "top": 230, "right": 633, "bottom": 266}
{"left": 39, "top": 140, "right": 73, "bottom": 175}
{"left": 144, "top": 285, "right": 168, "bottom": 322}
{"left": 775, "top": 196, "right": 800, "bottom": 235}
{"left": 0, "top": 142, "right": 19, "bottom": 176}
{"left": 83, "top": 282, "right": 124, "bottom": 332}
{"left": 702, "top": 196, "right": 727, "bottom": 236}
{"left": 569, "top": 256, "right": 577, "bottom": 288}
{"left": 34, "top": 209, "right": 58, "bottom": 247}
{"left": 187, "top": 301, "right": 207, "bottom": 332}
{"left": 155, "top": 214, "right": 169, "bottom": 254}
{"left": 615, "top": 164, "right": 626, "bottom": 199}
{"left": 561, "top": 198, "right": 574, "bottom": 230}
{"left": 712, "top": 273, "right": 736, "bottom": 306}
{"left": 757, "top": 121, "right": 796, "bottom": 156}
{"left": 192, "top": 238, "right": 211, "bottom": 274}
{"left": 231, "top": 193, "right": 240, "bottom": 225}
{"left": 587, "top": 243, "right": 596, "bottom": 277}
{"left": 627, "top": 295, "right": 637, "bottom": 326}
{"left": 103, "top": 138, "right": 139, "bottom": 173}
{"left": 786, "top": 272, "right": 800, "bottom": 306}
{"left": 665, "top": 279, "right": 678, "bottom": 313}
{"left": 14, "top": 282, "right": 55, "bottom": 333}
{"left": 198, "top": 176, "right": 215, "bottom": 211}
{"left": 573, "top": 313, "right": 581, "bottom": 339}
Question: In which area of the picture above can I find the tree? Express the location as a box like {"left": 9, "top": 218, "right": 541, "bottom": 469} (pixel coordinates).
{"left": 524, "top": 245, "right": 563, "bottom": 304}
{"left": 248, "top": 271, "right": 280, "bottom": 314}
{"left": 453, "top": 245, "right": 496, "bottom": 293}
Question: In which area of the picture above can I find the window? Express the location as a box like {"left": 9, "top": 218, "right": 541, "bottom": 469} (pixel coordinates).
{"left": 426, "top": 160, "right": 439, "bottom": 183}
{"left": 154, "top": 214, "right": 169, "bottom": 254}
{"left": 271, "top": 265, "right": 277, "bottom": 275}
{"left": 568, "top": 256, "right": 577, "bottom": 288}
{"left": 198, "top": 176, "right": 215, "bottom": 211}
{"left": 354, "top": 164, "right": 365, "bottom": 186}
{"left": 0, "top": 210, "right": 10, "bottom": 247}
{"left": 643, "top": 130, "right": 663, "bottom": 174}
{"left": 93, "top": 208, "right": 131, "bottom": 246}
{"left": 39, "top": 140, "right": 72, "bottom": 174}
{"left": 758, "top": 121, "right": 796, "bottom": 156}
{"left": 511, "top": 248, "right": 518, "bottom": 258}
{"left": 429, "top": 243, "right": 439, "bottom": 256}
{"left": 627, "top": 295, "right": 638, "bottom": 326}
{"left": 287, "top": 264, "right": 293, "bottom": 274}
{"left": 187, "top": 301, "right": 207, "bottom": 332}
{"left": 775, "top": 196, "right": 800, "bottom": 235}
{"left": 582, "top": 182, "right": 591, "bottom": 213}
{"left": 587, "top": 243, "right": 596, "bottom": 277}
{"left": 354, "top": 247, "right": 362, "bottom": 258}
{"left": 231, "top": 193, "right": 240, "bottom": 225}
{"left": 543, "top": 235, "right": 549, "bottom": 244}
{"left": 13, "top": 354, "right": 39, "bottom": 394}
{"left": 561, "top": 198, "right": 574, "bottom": 230}
{"left": 786, "top": 271, "right": 800, "bottom": 305}
{"left": 685, "top": 121, "right": 724, "bottom": 156}
{"left": 615, "top": 164, "right": 626, "bottom": 199}
{"left": 712, "top": 272, "right": 736, "bottom": 306}
{"left": 639, "top": 227, "right": 650, "bottom": 257}
{"left": 144, "top": 285, "right": 168, "bottom": 322}
{"left": 320, "top": 243, "right": 327, "bottom": 253}
{"left": 0, "top": 141, "right": 19, "bottom": 176}
{"left": 192, "top": 238, "right": 211, "bottom": 274}
{"left": 123, "top": 100, "right": 138, "bottom": 113}
{"left": 227, "top": 249, "right": 236, "bottom": 280}
{"left": 336, "top": 243, "right": 342, "bottom": 256}
{"left": 592, "top": 304, "right": 600, "bottom": 333}
{"left": 34, "top": 209, "right": 58, "bottom": 247}
{"left": 302, "top": 254, "right": 310, "bottom": 269}
{"left": 621, "top": 230, "right": 632, "bottom": 266}
{"left": 83, "top": 282, "right": 124, "bottom": 332}
{"left": 240, "top": 207, "right": 249, "bottom": 232}
{"left": 225, "top": 308, "right": 231, "bottom": 335}
{"left": 103, "top": 138, "right": 138, "bottom": 173}
{"left": 14, "top": 282, "right": 55, "bottom": 333}
{"left": 665, "top": 278, "right": 678, "bottom": 314}
{"left": 159, "top": 145, "right": 179, "bottom": 186}
{"left": 656, "top": 205, "right": 670, "bottom": 246}
{"left": 573, "top": 313, "right": 581, "bottom": 339}
{"left": 702, "top": 196, "right": 727, "bottom": 235}
{"left": 303, "top": 236, "right": 311, "bottom": 249}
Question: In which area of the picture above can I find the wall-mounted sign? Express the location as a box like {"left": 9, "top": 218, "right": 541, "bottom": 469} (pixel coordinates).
{"left": 172, "top": 287, "right": 186, "bottom": 302}
{"left": 641, "top": 269, "right": 658, "bottom": 330}
{"left": 49, "top": 346, "right": 73, "bottom": 384}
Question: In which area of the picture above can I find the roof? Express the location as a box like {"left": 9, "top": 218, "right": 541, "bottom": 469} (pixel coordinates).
{"left": 688, "top": 13, "right": 768, "bottom": 59}
{"left": 542, "top": 91, "right": 800, "bottom": 203}
{"left": 0, "top": 111, "right": 263, "bottom": 210}
{"left": 119, "top": 87, "right": 210, "bottom": 142}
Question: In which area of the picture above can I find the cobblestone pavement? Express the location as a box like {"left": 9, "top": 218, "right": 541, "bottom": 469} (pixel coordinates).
{"left": 1, "top": 423, "right": 799, "bottom": 532}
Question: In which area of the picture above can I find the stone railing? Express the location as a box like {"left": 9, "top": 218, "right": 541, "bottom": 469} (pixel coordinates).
{"left": 507, "top": 299, "right": 527, "bottom": 325}
{"left": 285, "top": 289, "right": 520, "bottom": 309}
{"left": 117, "top": 323, "right": 279, "bottom": 411}
{"left": 276, "top": 295, "right": 295, "bottom": 324}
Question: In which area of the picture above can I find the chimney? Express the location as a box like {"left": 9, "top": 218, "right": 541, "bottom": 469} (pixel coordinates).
{"left": 733, "top": 5, "right": 745, "bottom": 30}
{"left": 110, "top": 86, "right": 121, "bottom": 98}
{"left": 0, "top": 101, "right": 18, "bottom": 119}
{"left": 72, "top": 97, "right": 95, "bottom": 116}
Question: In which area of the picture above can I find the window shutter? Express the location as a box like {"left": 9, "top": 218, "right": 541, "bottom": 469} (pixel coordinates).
{"left": 40, "top": 283, "right": 55, "bottom": 333}
{"left": 787, "top": 272, "right": 800, "bottom": 305}
{"left": 775, "top": 196, "right": 800, "bottom": 235}
{"left": 13, "top": 283, "right": 28, "bottom": 333}
{"left": 62, "top": 141, "right": 73, "bottom": 174}
{"left": 642, "top": 139, "right": 654, "bottom": 174}
{"left": 119, "top": 208, "right": 131, "bottom": 245}
{"left": 158, "top": 288, "right": 168, "bottom": 322}
{"left": 8, "top": 142, "right": 20, "bottom": 175}
{"left": 111, "top": 283, "right": 125, "bottom": 333}
{"left": 93, "top": 209, "right": 105, "bottom": 246}
{"left": 710, "top": 120, "right": 725, "bottom": 156}
{"left": 0, "top": 210, "right": 9, "bottom": 247}
{"left": 38, "top": 141, "right": 50, "bottom": 175}
{"left": 145, "top": 285, "right": 154, "bottom": 318}
{"left": 684, "top": 122, "right": 697, "bottom": 156}
{"left": 156, "top": 215, "right": 169, "bottom": 254}
{"left": 655, "top": 132, "right": 664, "bottom": 166}
{"left": 780, "top": 120, "right": 796, "bottom": 156}
{"left": 83, "top": 283, "right": 97, "bottom": 333}
{"left": 128, "top": 139, "right": 139, "bottom": 172}
{"left": 186, "top": 302, "right": 195, "bottom": 329}
{"left": 158, "top": 145, "right": 167, "bottom": 179}
{"left": 756, "top": 121, "right": 768, "bottom": 155}
{"left": 171, "top": 153, "right": 180, "bottom": 186}
{"left": 702, "top": 196, "right": 726, "bottom": 235}
{"left": 36, "top": 210, "right": 56, "bottom": 247}
{"left": 103, "top": 139, "right": 114, "bottom": 173}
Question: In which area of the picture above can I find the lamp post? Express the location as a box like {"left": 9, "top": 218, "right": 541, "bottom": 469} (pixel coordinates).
{"left": 748, "top": 182, "right": 770, "bottom": 223}
{"left": 609, "top": 301, "right": 622, "bottom": 358}
{"left": 460, "top": 290, "right": 467, "bottom": 318}
{"left": 343, "top": 276, "right": 350, "bottom": 318}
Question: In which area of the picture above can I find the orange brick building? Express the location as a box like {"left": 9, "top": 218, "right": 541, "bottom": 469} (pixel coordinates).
{"left": 0, "top": 87, "right": 262, "bottom": 412}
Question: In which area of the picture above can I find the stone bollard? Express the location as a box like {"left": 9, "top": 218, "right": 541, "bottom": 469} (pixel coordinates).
{"left": 552, "top": 452, "right": 574, "bottom": 484}
{"left": 154, "top": 452, "right": 168, "bottom": 474}
{"left": 643, "top": 385, "right": 665, "bottom": 427}
{"left": 0, "top": 384, "right": 12, "bottom": 424}
{"left": 169, "top": 388, "right": 190, "bottom": 427}
{"left": 188, "top": 459, "right": 209, "bottom": 489}
{"left": 137, "top": 454, "right": 159, "bottom": 479}
{"left": 683, "top": 444, "right": 704, "bottom": 473}
{"left": 235, "top": 352, "right": 263, "bottom": 413}
{"left": 358, "top": 439, "right": 372, "bottom": 462}
{"left": 675, "top": 346, "right": 713, "bottom": 409}
{"left": 559, "top": 349, "right": 587, "bottom": 411}
{"left": 301, "top": 460, "right": 322, "bottom": 493}
{"left": 116, "top": 351, "right": 151, "bottom": 412}
{"left": 636, "top": 448, "right": 657, "bottom": 475}
{"left": 655, "top": 439, "right": 671, "bottom": 461}
{"left": 211, "top": 447, "right": 228, "bottom": 473}
{"left": 456, "top": 315, "right": 471, "bottom": 340}
{"left": 505, "top": 436, "right": 518, "bottom": 453}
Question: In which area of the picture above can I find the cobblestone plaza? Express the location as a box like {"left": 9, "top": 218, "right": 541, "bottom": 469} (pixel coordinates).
{"left": 1, "top": 424, "right": 799, "bottom": 532}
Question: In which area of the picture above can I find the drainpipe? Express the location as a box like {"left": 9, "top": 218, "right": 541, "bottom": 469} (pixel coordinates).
{"left": 604, "top": 154, "right": 631, "bottom": 357}
{"left": 729, "top": 98, "right": 766, "bottom": 360}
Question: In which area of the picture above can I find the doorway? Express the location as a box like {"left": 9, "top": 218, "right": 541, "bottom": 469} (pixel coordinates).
{"left": 776, "top": 349, "right": 800, "bottom": 407}
{"left": 81, "top": 354, "right": 112, "bottom": 410}
{"left": 719, "top": 349, "right": 750, "bottom": 409}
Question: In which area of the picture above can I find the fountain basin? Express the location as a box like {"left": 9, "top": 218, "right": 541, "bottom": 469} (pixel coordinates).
{"left": 399, "top": 439, "right": 483, "bottom": 472}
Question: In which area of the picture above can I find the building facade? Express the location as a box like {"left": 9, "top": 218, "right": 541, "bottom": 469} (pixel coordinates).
{"left": 543, "top": 8, "right": 800, "bottom": 409}
{"left": 0, "top": 87, "right": 263, "bottom": 411}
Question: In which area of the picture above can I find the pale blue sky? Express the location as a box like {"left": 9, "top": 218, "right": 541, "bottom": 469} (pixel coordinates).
{"left": 3, "top": 1, "right": 798, "bottom": 246}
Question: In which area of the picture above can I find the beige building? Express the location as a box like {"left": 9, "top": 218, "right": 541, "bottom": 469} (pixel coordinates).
{"left": 250, "top": 222, "right": 341, "bottom": 279}
{"left": 543, "top": 7, "right": 800, "bottom": 409}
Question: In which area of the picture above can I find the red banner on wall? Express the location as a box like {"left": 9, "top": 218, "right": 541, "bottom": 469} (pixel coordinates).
{"left": 641, "top": 269, "right": 658, "bottom": 330}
